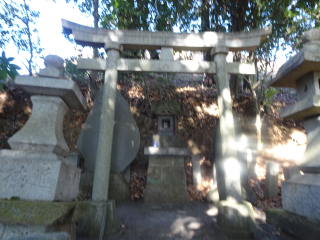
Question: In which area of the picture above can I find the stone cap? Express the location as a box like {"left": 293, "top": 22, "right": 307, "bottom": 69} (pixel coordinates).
{"left": 39, "top": 55, "right": 65, "bottom": 79}
{"left": 268, "top": 29, "right": 320, "bottom": 88}
{"left": 151, "top": 100, "right": 180, "bottom": 115}
{"left": 144, "top": 147, "right": 189, "bottom": 156}
{"left": 15, "top": 75, "right": 87, "bottom": 111}
{"left": 280, "top": 95, "right": 320, "bottom": 119}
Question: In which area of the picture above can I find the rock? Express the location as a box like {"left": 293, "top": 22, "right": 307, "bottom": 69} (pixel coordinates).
{"left": 77, "top": 88, "right": 140, "bottom": 173}
{"left": 44, "top": 55, "right": 64, "bottom": 70}
{"left": 192, "top": 154, "right": 201, "bottom": 189}
{"left": 264, "top": 161, "right": 279, "bottom": 199}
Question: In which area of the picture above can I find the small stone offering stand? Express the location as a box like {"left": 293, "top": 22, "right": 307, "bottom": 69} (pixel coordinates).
{"left": 0, "top": 55, "right": 89, "bottom": 240}
{"left": 143, "top": 100, "right": 189, "bottom": 208}
{"left": 267, "top": 28, "right": 320, "bottom": 240}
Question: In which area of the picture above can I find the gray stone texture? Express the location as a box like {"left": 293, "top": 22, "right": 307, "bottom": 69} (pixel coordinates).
{"left": 77, "top": 87, "right": 140, "bottom": 174}
{"left": 212, "top": 47, "right": 242, "bottom": 202}
{"left": 66, "top": 152, "right": 80, "bottom": 168}
{"left": 264, "top": 161, "right": 279, "bottom": 199}
{"left": 297, "top": 116, "right": 320, "bottom": 171}
{"left": 0, "top": 150, "right": 81, "bottom": 201}
{"left": 282, "top": 173, "right": 320, "bottom": 221}
{"left": 192, "top": 155, "right": 201, "bottom": 189}
{"left": 144, "top": 147, "right": 189, "bottom": 156}
{"left": 44, "top": 55, "right": 64, "bottom": 70}
{"left": 38, "top": 66, "right": 62, "bottom": 79}
{"left": 62, "top": 19, "right": 271, "bottom": 52}
{"left": 3, "top": 232, "right": 70, "bottom": 240}
{"left": 266, "top": 208, "right": 320, "bottom": 240}
{"left": 77, "top": 200, "right": 120, "bottom": 238}
{"left": 152, "top": 135, "right": 181, "bottom": 148}
{"left": 108, "top": 174, "right": 131, "bottom": 202}
{"left": 9, "top": 96, "right": 69, "bottom": 156}
{"left": 143, "top": 156, "right": 188, "bottom": 207}
{"left": 283, "top": 166, "right": 300, "bottom": 180}
{"left": 121, "top": 166, "right": 131, "bottom": 184}
{"left": 160, "top": 47, "right": 174, "bottom": 61}
{"left": 14, "top": 75, "right": 86, "bottom": 111}
{"left": 215, "top": 200, "right": 256, "bottom": 239}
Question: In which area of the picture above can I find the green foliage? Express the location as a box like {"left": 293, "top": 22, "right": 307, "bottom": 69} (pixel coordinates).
{"left": 0, "top": 0, "right": 44, "bottom": 75}
{"left": 0, "top": 51, "right": 21, "bottom": 91}
{"left": 262, "top": 87, "right": 278, "bottom": 109}
{"left": 62, "top": 56, "right": 89, "bottom": 81}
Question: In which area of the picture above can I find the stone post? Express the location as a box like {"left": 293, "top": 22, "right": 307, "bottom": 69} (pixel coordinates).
{"left": 211, "top": 47, "right": 259, "bottom": 239}
{"left": 264, "top": 161, "right": 279, "bottom": 199}
{"left": 211, "top": 46, "right": 242, "bottom": 202}
{"left": 92, "top": 43, "right": 123, "bottom": 201}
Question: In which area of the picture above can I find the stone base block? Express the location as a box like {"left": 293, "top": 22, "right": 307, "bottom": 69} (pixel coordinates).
{"left": 266, "top": 208, "right": 320, "bottom": 240}
{"left": 215, "top": 201, "right": 257, "bottom": 240}
{"left": 0, "top": 150, "right": 81, "bottom": 201}
{"left": 143, "top": 156, "right": 188, "bottom": 208}
{"left": 0, "top": 200, "right": 89, "bottom": 240}
{"left": 282, "top": 173, "right": 320, "bottom": 221}
{"left": 79, "top": 172, "right": 130, "bottom": 202}
{"left": 152, "top": 135, "right": 181, "bottom": 147}
{"left": 77, "top": 200, "right": 120, "bottom": 238}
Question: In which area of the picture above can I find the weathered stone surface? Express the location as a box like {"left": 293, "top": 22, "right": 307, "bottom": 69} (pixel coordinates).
{"left": 14, "top": 76, "right": 86, "bottom": 111}
{"left": 302, "top": 28, "right": 320, "bottom": 44}
{"left": 215, "top": 200, "right": 256, "bottom": 239}
{"left": 0, "top": 150, "right": 81, "bottom": 201}
{"left": 152, "top": 135, "right": 180, "bottom": 148}
{"left": 108, "top": 174, "right": 130, "bottom": 202}
{"left": 151, "top": 100, "right": 180, "bottom": 115}
{"left": 77, "top": 58, "right": 256, "bottom": 75}
{"left": 4, "top": 232, "right": 70, "bottom": 240}
{"left": 296, "top": 116, "right": 320, "bottom": 171}
{"left": 0, "top": 200, "right": 89, "bottom": 226}
{"left": 76, "top": 87, "right": 140, "bottom": 174}
{"left": 264, "top": 161, "right": 279, "bottom": 199}
{"left": 282, "top": 174, "right": 320, "bottom": 221}
{"left": 144, "top": 147, "right": 189, "bottom": 156}
{"left": 121, "top": 166, "right": 131, "bottom": 183}
{"left": 66, "top": 152, "right": 79, "bottom": 168}
{"left": 79, "top": 172, "right": 130, "bottom": 202}
{"left": 160, "top": 47, "right": 174, "bottom": 61}
{"left": 144, "top": 155, "right": 188, "bottom": 208}
{"left": 44, "top": 55, "right": 64, "bottom": 70}
{"left": 283, "top": 166, "right": 300, "bottom": 180}
{"left": 280, "top": 95, "right": 320, "bottom": 119}
{"left": 0, "top": 225, "right": 47, "bottom": 240}
{"left": 77, "top": 200, "right": 120, "bottom": 238}
{"left": 206, "top": 186, "right": 219, "bottom": 205}
{"left": 38, "top": 66, "right": 61, "bottom": 79}
{"left": 8, "top": 96, "right": 69, "bottom": 156}
{"left": 192, "top": 154, "right": 201, "bottom": 188}
{"left": 268, "top": 32, "right": 320, "bottom": 88}
{"left": 266, "top": 208, "right": 320, "bottom": 240}
{"left": 62, "top": 19, "right": 271, "bottom": 52}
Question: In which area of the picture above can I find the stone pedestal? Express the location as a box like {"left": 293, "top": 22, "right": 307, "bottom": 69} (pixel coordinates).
{"left": 144, "top": 147, "right": 189, "bottom": 208}
{"left": 0, "top": 150, "right": 80, "bottom": 201}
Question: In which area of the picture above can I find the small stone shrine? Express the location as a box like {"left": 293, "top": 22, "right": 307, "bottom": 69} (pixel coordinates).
{"left": 143, "top": 100, "right": 189, "bottom": 208}
{"left": 267, "top": 28, "right": 320, "bottom": 239}
{"left": 0, "top": 55, "right": 88, "bottom": 240}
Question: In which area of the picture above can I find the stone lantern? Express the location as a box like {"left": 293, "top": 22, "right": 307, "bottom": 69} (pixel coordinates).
{"left": 0, "top": 55, "right": 87, "bottom": 202}
{"left": 267, "top": 28, "right": 320, "bottom": 238}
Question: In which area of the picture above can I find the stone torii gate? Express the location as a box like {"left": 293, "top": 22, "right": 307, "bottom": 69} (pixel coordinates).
{"left": 62, "top": 19, "right": 271, "bottom": 238}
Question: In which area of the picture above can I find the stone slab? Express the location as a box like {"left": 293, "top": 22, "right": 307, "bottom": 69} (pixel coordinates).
{"left": 77, "top": 200, "right": 120, "bottom": 238}
{"left": 3, "top": 232, "right": 70, "bottom": 240}
{"left": 283, "top": 166, "right": 300, "bottom": 180}
{"left": 264, "top": 161, "right": 279, "bottom": 199}
{"left": 152, "top": 135, "right": 181, "bottom": 147}
{"left": 0, "top": 150, "right": 81, "bottom": 201}
{"left": 14, "top": 75, "right": 86, "bottom": 111}
{"left": 282, "top": 173, "right": 320, "bottom": 221}
{"left": 268, "top": 41, "right": 320, "bottom": 88}
{"left": 280, "top": 95, "right": 320, "bottom": 119}
{"left": 266, "top": 208, "right": 320, "bottom": 240}
{"left": 76, "top": 87, "right": 140, "bottom": 173}
{"left": 38, "top": 66, "right": 61, "bottom": 79}
{"left": 144, "top": 147, "right": 189, "bottom": 156}
{"left": 192, "top": 155, "right": 201, "bottom": 188}
{"left": 144, "top": 156, "right": 188, "bottom": 208}
{"left": 62, "top": 19, "right": 271, "bottom": 51}
{"left": 66, "top": 152, "right": 79, "bottom": 168}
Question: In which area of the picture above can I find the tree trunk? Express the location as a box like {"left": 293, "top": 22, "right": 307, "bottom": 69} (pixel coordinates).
{"left": 88, "top": 0, "right": 99, "bottom": 101}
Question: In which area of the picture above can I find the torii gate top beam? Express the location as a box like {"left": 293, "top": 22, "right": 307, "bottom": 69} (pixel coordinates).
{"left": 62, "top": 19, "right": 271, "bottom": 52}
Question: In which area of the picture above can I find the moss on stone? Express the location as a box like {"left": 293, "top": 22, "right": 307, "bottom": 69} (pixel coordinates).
{"left": 0, "top": 200, "right": 81, "bottom": 225}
